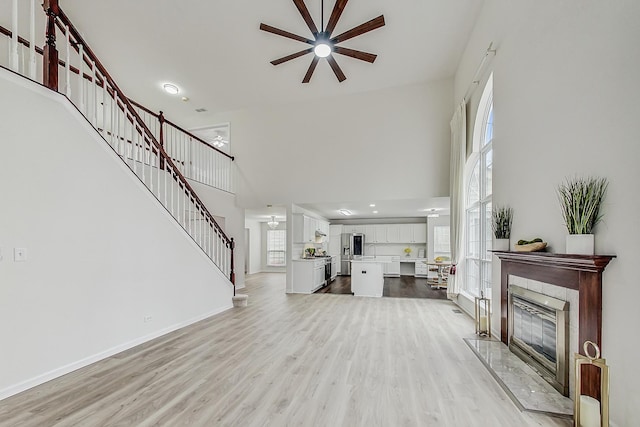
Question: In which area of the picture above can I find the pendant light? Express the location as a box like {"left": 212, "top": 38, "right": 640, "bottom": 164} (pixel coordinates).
{"left": 267, "top": 215, "right": 279, "bottom": 229}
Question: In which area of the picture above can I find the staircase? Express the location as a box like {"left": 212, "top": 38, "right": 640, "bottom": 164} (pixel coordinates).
{"left": 0, "top": 0, "right": 235, "bottom": 286}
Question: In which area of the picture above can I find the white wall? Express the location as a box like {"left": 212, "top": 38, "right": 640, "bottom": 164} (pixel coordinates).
{"left": 0, "top": 69, "right": 233, "bottom": 399}
{"left": 206, "top": 79, "right": 453, "bottom": 209}
{"left": 455, "top": 2, "right": 640, "bottom": 425}
{"left": 244, "top": 219, "right": 262, "bottom": 275}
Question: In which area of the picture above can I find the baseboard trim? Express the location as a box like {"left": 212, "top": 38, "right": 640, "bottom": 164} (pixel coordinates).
{"left": 0, "top": 304, "right": 232, "bottom": 401}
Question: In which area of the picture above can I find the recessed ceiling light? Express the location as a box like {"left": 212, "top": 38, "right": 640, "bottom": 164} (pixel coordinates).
{"left": 163, "top": 83, "right": 180, "bottom": 95}
{"left": 369, "top": 204, "right": 376, "bottom": 207}
{"left": 339, "top": 209, "right": 352, "bottom": 216}
{"left": 373, "top": 210, "right": 378, "bottom": 214}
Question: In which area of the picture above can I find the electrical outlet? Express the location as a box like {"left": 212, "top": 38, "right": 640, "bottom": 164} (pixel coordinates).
{"left": 143, "top": 315, "right": 153, "bottom": 323}
{"left": 14, "top": 248, "right": 27, "bottom": 262}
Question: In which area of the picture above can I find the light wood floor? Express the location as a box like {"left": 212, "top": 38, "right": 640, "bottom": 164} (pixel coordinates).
{"left": 0, "top": 273, "right": 570, "bottom": 426}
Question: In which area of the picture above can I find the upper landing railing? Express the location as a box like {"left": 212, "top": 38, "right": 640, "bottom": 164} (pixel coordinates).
{"left": 0, "top": 0, "right": 235, "bottom": 286}
{"left": 130, "top": 100, "right": 235, "bottom": 193}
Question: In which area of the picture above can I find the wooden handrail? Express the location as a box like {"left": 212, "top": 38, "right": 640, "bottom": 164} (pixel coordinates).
{"left": 128, "top": 99, "right": 235, "bottom": 161}
{"left": 0, "top": 24, "right": 107, "bottom": 86}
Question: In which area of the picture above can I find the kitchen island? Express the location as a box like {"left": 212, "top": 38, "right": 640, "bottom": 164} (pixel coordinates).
{"left": 350, "top": 258, "right": 388, "bottom": 297}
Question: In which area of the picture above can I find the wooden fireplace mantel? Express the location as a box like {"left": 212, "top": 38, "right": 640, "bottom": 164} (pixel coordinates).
{"left": 493, "top": 250, "right": 615, "bottom": 399}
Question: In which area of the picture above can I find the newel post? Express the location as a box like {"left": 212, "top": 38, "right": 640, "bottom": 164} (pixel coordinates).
{"left": 230, "top": 238, "right": 236, "bottom": 292}
{"left": 42, "top": 0, "right": 59, "bottom": 91}
{"left": 158, "top": 111, "right": 165, "bottom": 170}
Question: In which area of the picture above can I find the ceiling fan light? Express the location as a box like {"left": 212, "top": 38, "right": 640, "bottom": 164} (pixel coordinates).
{"left": 314, "top": 43, "right": 332, "bottom": 58}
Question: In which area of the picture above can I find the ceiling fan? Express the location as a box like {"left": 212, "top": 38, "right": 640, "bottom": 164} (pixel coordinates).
{"left": 260, "top": 0, "right": 385, "bottom": 83}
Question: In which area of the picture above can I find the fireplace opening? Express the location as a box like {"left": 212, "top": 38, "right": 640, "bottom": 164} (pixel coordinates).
{"left": 509, "top": 285, "right": 569, "bottom": 396}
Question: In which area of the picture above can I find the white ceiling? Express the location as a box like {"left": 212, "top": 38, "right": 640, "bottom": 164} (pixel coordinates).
{"left": 59, "top": 0, "right": 482, "bottom": 221}
{"left": 62, "top": 0, "right": 483, "bottom": 126}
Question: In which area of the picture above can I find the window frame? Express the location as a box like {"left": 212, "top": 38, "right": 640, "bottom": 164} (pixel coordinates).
{"left": 463, "top": 79, "right": 493, "bottom": 298}
{"left": 266, "top": 229, "right": 286, "bottom": 267}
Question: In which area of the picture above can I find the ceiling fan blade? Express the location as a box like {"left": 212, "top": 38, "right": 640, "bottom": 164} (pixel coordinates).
{"left": 333, "top": 46, "right": 377, "bottom": 63}
{"left": 302, "top": 56, "right": 320, "bottom": 83}
{"left": 325, "top": 0, "right": 349, "bottom": 36}
{"left": 260, "top": 23, "right": 314, "bottom": 45}
{"left": 327, "top": 55, "right": 346, "bottom": 82}
{"left": 293, "top": 0, "right": 319, "bottom": 35}
{"left": 271, "top": 48, "right": 313, "bottom": 66}
{"left": 331, "top": 15, "right": 385, "bottom": 44}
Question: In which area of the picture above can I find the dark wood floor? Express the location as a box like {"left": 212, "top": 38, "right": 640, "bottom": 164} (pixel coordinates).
{"left": 315, "top": 275, "right": 448, "bottom": 299}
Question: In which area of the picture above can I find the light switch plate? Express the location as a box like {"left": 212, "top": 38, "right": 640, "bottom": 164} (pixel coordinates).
{"left": 14, "top": 248, "right": 27, "bottom": 262}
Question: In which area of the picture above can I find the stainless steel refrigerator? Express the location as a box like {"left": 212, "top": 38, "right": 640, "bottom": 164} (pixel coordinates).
{"left": 340, "top": 233, "right": 365, "bottom": 276}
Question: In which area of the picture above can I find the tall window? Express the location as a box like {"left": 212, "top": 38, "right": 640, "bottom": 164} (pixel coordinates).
{"left": 267, "top": 229, "right": 286, "bottom": 266}
{"left": 464, "top": 79, "right": 493, "bottom": 297}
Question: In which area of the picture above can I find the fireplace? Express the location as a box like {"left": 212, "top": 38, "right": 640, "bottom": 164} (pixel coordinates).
{"left": 494, "top": 251, "right": 615, "bottom": 400}
{"left": 509, "top": 285, "right": 569, "bottom": 395}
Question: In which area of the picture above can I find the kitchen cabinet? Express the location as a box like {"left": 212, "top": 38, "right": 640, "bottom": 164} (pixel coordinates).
{"left": 331, "top": 256, "right": 338, "bottom": 280}
{"left": 364, "top": 225, "right": 377, "bottom": 242}
{"left": 342, "top": 225, "right": 365, "bottom": 234}
{"left": 293, "top": 214, "right": 330, "bottom": 243}
{"left": 414, "top": 260, "right": 429, "bottom": 278}
{"left": 314, "top": 263, "right": 325, "bottom": 289}
{"left": 398, "top": 224, "right": 427, "bottom": 244}
{"left": 340, "top": 223, "right": 426, "bottom": 244}
{"left": 387, "top": 256, "right": 401, "bottom": 276}
{"left": 382, "top": 256, "right": 401, "bottom": 277}
{"left": 292, "top": 259, "right": 326, "bottom": 293}
{"left": 385, "top": 224, "right": 400, "bottom": 243}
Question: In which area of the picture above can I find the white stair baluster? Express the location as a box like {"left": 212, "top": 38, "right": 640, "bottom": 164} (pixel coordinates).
{"left": 79, "top": 44, "right": 85, "bottom": 114}
{"left": 29, "top": 0, "right": 36, "bottom": 79}
{"left": 11, "top": 0, "right": 19, "bottom": 71}
{"left": 65, "top": 25, "right": 70, "bottom": 97}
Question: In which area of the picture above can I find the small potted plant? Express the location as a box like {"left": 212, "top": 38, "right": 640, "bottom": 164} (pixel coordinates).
{"left": 492, "top": 205, "right": 513, "bottom": 251}
{"left": 557, "top": 176, "right": 608, "bottom": 255}
{"left": 404, "top": 247, "right": 412, "bottom": 257}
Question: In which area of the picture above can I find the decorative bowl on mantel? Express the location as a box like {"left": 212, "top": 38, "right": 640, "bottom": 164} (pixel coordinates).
{"left": 514, "top": 242, "right": 547, "bottom": 252}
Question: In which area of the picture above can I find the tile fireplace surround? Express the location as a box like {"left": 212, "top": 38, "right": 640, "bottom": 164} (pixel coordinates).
{"left": 493, "top": 251, "right": 615, "bottom": 401}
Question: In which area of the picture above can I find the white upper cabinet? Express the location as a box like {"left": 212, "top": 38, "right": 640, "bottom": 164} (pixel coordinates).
{"left": 398, "top": 224, "right": 427, "bottom": 244}
{"left": 412, "top": 224, "right": 427, "bottom": 244}
{"left": 364, "top": 225, "right": 377, "bottom": 242}
{"left": 374, "top": 224, "right": 387, "bottom": 243}
{"left": 332, "top": 223, "right": 426, "bottom": 244}
{"left": 293, "top": 214, "right": 330, "bottom": 243}
{"left": 399, "top": 224, "right": 413, "bottom": 243}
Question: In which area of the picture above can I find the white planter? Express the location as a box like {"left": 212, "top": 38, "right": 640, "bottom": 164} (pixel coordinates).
{"left": 566, "top": 234, "right": 594, "bottom": 255}
{"left": 232, "top": 294, "right": 248, "bottom": 307}
{"left": 493, "top": 238, "right": 510, "bottom": 251}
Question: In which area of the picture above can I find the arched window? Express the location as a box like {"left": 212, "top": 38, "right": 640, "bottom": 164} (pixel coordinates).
{"left": 464, "top": 76, "right": 493, "bottom": 297}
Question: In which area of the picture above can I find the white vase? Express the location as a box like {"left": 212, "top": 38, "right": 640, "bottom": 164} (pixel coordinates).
{"left": 493, "top": 238, "right": 510, "bottom": 251}
{"left": 566, "top": 234, "right": 594, "bottom": 255}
